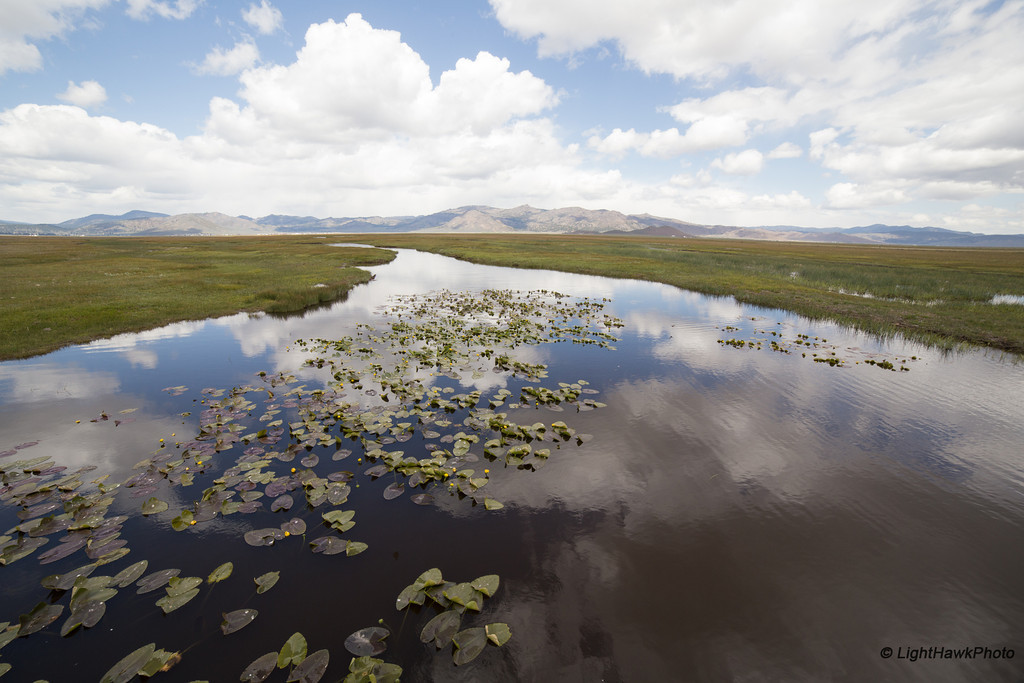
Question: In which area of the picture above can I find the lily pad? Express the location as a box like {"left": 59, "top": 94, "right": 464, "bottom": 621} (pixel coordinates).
{"left": 156, "top": 587, "right": 200, "bottom": 613}
{"left": 410, "top": 493, "right": 434, "bottom": 505}
{"left": 18, "top": 601, "right": 63, "bottom": 636}
{"left": 286, "top": 648, "right": 329, "bottom": 683}
{"left": 277, "top": 631, "right": 308, "bottom": 669}
{"left": 136, "top": 568, "right": 180, "bottom": 594}
{"left": 485, "top": 622, "right": 512, "bottom": 646}
{"left": 138, "top": 649, "right": 180, "bottom": 677}
{"left": 221, "top": 608, "right": 258, "bottom": 635}
{"left": 484, "top": 498, "right": 504, "bottom": 510}
{"left": 419, "top": 609, "right": 461, "bottom": 649}
{"left": 309, "top": 536, "right": 346, "bottom": 555}
{"left": 240, "top": 651, "right": 277, "bottom": 682}
{"left": 244, "top": 528, "right": 286, "bottom": 547}
{"left": 112, "top": 560, "right": 148, "bottom": 588}
{"left": 382, "top": 483, "right": 405, "bottom": 500}
{"left": 207, "top": 561, "right": 233, "bottom": 584}
{"left": 471, "top": 574, "right": 500, "bottom": 598}
{"left": 60, "top": 600, "right": 106, "bottom": 636}
{"left": 395, "top": 584, "right": 426, "bottom": 610}
{"left": 270, "top": 494, "right": 293, "bottom": 512}
{"left": 95, "top": 546, "right": 131, "bottom": 566}
{"left": 327, "top": 483, "right": 350, "bottom": 505}
{"left": 100, "top": 642, "right": 156, "bottom": 683}
{"left": 415, "top": 567, "right": 444, "bottom": 588}
{"left": 452, "top": 627, "right": 488, "bottom": 665}
{"left": 37, "top": 536, "right": 87, "bottom": 565}
{"left": 0, "top": 624, "right": 20, "bottom": 650}
{"left": 42, "top": 563, "right": 97, "bottom": 591}
{"left": 364, "top": 464, "right": 388, "bottom": 478}
{"left": 443, "top": 582, "right": 482, "bottom": 612}
{"left": 345, "top": 656, "right": 402, "bottom": 683}
{"left": 344, "top": 626, "right": 389, "bottom": 656}
{"left": 140, "top": 497, "right": 168, "bottom": 516}
{"left": 322, "top": 509, "right": 355, "bottom": 532}
{"left": 346, "top": 540, "right": 368, "bottom": 556}
{"left": 165, "top": 575, "right": 202, "bottom": 596}
{"left": 280, "top": 518, "right": 306, "bottom": 536}
{"left": 254, "top": 571, "right": 280, "bottom": 594}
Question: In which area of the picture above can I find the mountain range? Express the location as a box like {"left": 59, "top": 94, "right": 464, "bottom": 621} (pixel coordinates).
{"left": 2, "top": 205, "right": 1022, "bottom": 247}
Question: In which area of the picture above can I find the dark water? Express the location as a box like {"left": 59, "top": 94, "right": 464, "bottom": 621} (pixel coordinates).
{"left": 1, "top": 248, "right": 1022, "bottom": 681}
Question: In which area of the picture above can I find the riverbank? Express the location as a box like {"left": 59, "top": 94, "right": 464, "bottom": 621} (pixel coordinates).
{"left": 0, "top": 236, "right": 395, "bottom": 360}
{"left": 3, "top": 233, "right": 1022, "bottom": 360}
{"left": 354, "top": 234, "right": 1024, "bottom": 356}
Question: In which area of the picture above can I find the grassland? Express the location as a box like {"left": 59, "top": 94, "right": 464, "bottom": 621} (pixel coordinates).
{"left": 352, "top": 233, "right": 1024, "bottom": 355}
{"left": 3, "top": 233, "right": 1022, "bottom": 361}
{"left": 0, "top": 236, "right": 394, "bottom": 360}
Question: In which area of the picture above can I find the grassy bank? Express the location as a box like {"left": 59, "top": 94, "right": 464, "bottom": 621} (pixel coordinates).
{"left": 353, "top": 234, "right": 1024, "bottom": 355}
{"left": 0, "top": 236, "right": 395, "bottom": 360}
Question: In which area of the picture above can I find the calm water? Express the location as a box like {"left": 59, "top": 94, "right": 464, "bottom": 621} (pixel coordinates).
{"left": 1, "top": 248, "right": 1022, "bottom": 681}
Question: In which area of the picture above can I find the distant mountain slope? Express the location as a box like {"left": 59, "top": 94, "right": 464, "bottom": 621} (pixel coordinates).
{"left": 59, "top": 210, "right": 169, "bottom": 230}
{"left": 3, "top": 206, "right": 1023, "bottom": 246}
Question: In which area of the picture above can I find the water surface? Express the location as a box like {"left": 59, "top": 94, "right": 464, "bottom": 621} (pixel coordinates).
{"left": 1, "top": 248, "right": 1022, "bottom": 681}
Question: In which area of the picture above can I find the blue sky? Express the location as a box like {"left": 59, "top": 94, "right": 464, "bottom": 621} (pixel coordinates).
{"left": 1, "top": 0, "right": 1022, "bottom": 233}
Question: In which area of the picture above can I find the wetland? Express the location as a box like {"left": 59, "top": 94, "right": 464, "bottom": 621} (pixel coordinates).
{"left": 1, "top": 246, "right": 1022, "bottom": 681}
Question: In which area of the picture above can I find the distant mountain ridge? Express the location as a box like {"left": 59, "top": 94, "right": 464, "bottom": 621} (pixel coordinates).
{"left": 2, "top": 206, "right": 1022, "bottom": 247}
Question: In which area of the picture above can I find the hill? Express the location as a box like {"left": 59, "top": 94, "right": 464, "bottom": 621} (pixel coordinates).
{"left": 3, "top": 205, "right": 1022, "bottom": 247}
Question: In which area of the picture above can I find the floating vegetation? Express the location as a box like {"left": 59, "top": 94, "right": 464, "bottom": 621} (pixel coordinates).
{"left": 0, "top": 288, "right": 618, "bottom": 679}
{"left": 716, "top": 325, "right": 918, "bottom": 371}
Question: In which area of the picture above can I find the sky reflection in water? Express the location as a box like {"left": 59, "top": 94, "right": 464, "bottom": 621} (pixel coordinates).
{"left": 1, "top": 248, "right": 1022, "bottom": 681}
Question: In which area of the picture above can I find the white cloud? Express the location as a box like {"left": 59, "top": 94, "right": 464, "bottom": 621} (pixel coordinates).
{"left": 125, "top": 0, "right": 199, "bottom": 20}
{"left": 809, "top": 128, "right": 839, "bottom": 160}
{"left": 242, "top": 0, "right": 282, "bottom": 35}
{"left": 490, "top": 0, "right": 921, "bottom": 81}
{"left": 56, "top": 79, "right": 107, "bottom": 107}
{"left": 0, "top": 14, "right": 601, "bottom": 221}
{"left": 768, "top": 142, "right": 802, "bottom": 159}
{"left": 493, "top": 0, "right": 1024, "bottom": 207}
{"left": 194, "top": 40, "right": 259, "bottom": 76}
{"left": 586, "top": 127, "right": 645, "bottom": 158}
{"left": 0, "top": 0, "right": 111, "bottom": 75}
{"left": 711, "top": 149, "right": 764, "bottom": 176}
{"left": 751, "top": 190, "right": 811, "bottom": 209}
{"left": 825, "top": 182, "right": 910, "bottom": 209}
{"left": 227, "top": 15, "right": 558, "bottom": 141}
{"left": 587, "top": 117, "right": 749, "bottom": 158}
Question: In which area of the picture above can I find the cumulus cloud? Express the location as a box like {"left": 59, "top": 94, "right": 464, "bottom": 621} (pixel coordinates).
{"left": 825, "top": 182, "right": 910, "bottom": 209}
{"left": 193, "top": 40, "right": 259, "bottom": 76}
{"left": 225, "top": 15, "right": 558, "bottom": 141}
{"left": 242, "top": 0, "right": 283, "bottom": 35}
{"left": 0, "top": 14, "right": 600, "bottom": 221}
{"left": 56, "top": 79, "right": 107, "bottom": 107}
{"left": 768, "top": 142, "right": 802, "bottom": 159}
{"left": 493, "top": 0, "right": 1024, "bottom": 210}
{"left": 711, "top": 149, "right": 764, "bottom": 175}
{"left": 0, "top": 0, "right": 111, "bottom": 74}
{"left": 587, "top": 118, "right": 748, "bottom": 158}
{"left": 125, "top": 0, "right": 199, "bottom": 20}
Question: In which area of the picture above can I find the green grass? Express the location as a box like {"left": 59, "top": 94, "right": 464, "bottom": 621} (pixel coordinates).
{"left": 0, "top": 236, "right": 395, "bottom": 360}
{"left": 351, "top": 234, "right": 1024, "bottom": 355}
{"left": 4, "top": 233, "right": 1022, "bottom": 360}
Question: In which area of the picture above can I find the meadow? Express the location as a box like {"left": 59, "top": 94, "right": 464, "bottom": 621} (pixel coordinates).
{"left": 2, "top": 233, "right": 1023, "bottom": 360}
{"left": 0, "top": 236, "right": 395, "bottom": 360}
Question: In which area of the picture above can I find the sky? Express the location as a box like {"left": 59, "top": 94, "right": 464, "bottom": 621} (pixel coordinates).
{"left": 0, "top": 0, "right": 1022, "bottom": 233}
